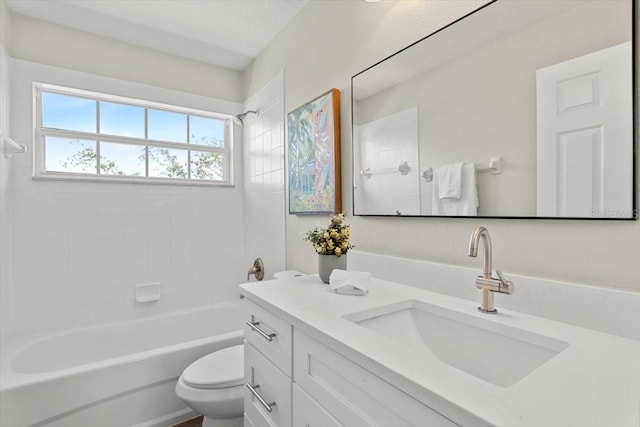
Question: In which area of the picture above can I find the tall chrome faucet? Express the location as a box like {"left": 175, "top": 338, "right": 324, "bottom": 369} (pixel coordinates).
{"left": 468, "top": 226, "right": 514, "bottom": 313}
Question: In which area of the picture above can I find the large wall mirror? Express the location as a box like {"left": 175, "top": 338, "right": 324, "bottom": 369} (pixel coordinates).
{"left": 352, "top": 0, "right": 635, "bottom": 219}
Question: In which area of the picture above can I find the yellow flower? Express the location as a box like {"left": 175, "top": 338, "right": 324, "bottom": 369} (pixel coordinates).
{"left": 304, "top": 214, "right": 353, "bottom": 255}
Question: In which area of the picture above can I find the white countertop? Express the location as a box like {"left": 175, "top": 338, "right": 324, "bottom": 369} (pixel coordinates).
{"left": 240, "top": 275, "right": 640, "bottom": 427}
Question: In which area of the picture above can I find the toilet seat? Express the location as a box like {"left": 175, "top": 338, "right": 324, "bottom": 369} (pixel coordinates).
{"left": 182, "top": 344, "right": 244, "bottom": 389}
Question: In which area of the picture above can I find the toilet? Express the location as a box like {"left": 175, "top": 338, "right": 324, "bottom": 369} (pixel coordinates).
{"left": 175, "top": 344, "right": 244, "bottom": 427}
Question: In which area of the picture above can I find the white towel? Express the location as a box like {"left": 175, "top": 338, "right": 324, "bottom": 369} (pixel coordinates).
{"left": 437, "top": 162, "right": 463, "bottom": 199}
{"left": 432, "top": 163, "right": 478, "bottom": 216}
{"left": 329, "top": 270, "right": 370, "bottom": 295}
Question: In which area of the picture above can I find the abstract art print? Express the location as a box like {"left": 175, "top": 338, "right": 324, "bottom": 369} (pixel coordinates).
{"left": 287, "top": 89, "right": 341, "bottom": 214}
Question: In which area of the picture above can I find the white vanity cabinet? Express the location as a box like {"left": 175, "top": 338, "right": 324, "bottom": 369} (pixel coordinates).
{"left": 241, "top": 269, "right": 640, "bottom": 427}
{"left": 244, "top": 299, "right": 293, "bottom": 376}
{"left": 244, "top": 342, "right": 292, "bottom": 427}
{"left": 293, "top": 330, "right": 459, "bottom": 427}
{"left": 292, "top": 385, "right": 342, "bottom": 427}
{"left": 243, "top": 299, "right": 293, "bottom": 427}
{"left": 242, "top": 297, "right": 459, "bottom": 427}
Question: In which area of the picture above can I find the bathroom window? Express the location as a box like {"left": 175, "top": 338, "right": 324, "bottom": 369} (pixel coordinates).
{"left": 34, "top": 83, "right": 233, "bottom": 185}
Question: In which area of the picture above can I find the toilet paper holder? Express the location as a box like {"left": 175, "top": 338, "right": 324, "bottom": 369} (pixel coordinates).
{"left": 247, "top": 258, "right": 265, "bottom": 281}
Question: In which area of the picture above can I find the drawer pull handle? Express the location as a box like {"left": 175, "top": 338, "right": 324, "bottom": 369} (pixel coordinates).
{"left": 246, "top": 320, "right": 276, "bottom": 342}
{"left": 246, "top": 383, "right": 276, "bottom": 412}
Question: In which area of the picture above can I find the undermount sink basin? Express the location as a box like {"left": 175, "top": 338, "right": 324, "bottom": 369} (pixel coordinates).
{"left": 344, "top": 300, "right": 568, "bottom": 387}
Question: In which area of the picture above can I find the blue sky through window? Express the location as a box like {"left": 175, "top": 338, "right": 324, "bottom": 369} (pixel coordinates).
{"left": 39, "top": 87, "right": 229, "bottom": 182}
{"left": 42, "top": 92, "right": 96, "bottom": 133}
{"left": 148, "top": 109, "right": 187, "bottom": 143}
{"left": 100, "top": 101, "right": 145, "bottom": 138}
{"left": 190, "top": 115, "right": 225, "bottom": 147}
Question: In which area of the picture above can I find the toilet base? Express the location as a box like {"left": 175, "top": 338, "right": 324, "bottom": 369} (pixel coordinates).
{"left": 202, "top": 415, "right": 243, "bottom": 427}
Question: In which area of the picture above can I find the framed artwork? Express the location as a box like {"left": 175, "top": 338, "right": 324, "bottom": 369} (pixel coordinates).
{"left": 287, "top": 88, "right": 341, "bottom": 214}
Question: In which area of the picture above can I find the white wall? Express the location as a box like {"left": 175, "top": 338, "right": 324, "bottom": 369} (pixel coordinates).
{"left": 10, "top": 12, "right": 244, "bottom": 103}
{"left": 0, "top": 0, "right": 13, "bottom": 344}
{"left": 244, "top": 0, "right": 640, "bottom": 291}
{"left": 242, "top": 71, "right": 286, "bottom": 280}
{"left": 0, "top": 43, "right": 12, "bottom": 345}
{"left": 0, "top": 0, "right": 9, "bottom": 49}
{"left": 8, "top": 59, "right": 246, "bottom": 338}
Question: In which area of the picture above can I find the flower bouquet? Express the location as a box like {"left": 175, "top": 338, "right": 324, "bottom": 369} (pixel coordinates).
{"left": 304, "top": 214, "right": 354, "bottom": 283}
{"left": 303, "top": 213, "right": 353, "bottom": 257}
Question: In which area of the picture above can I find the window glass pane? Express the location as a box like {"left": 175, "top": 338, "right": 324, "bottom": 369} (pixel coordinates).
{"left": 148, "top": 147, "right": 188, "bottom": 179}
{"left": 44, "top": 136, "right": 97, "bottom": 174}
{"left": 38, "top": 86, "right": 231, "bottom": 184}
{"left": 99, "top": 142, "right": 146, "bottom": 176}
{"left": 190, "top": 115, "right": 225, "bottom": 147}
{"left": 100, "top": 101, "right": 145, "bottom": 138}
{"left": 148, "top": 109, "right": 187, "bottom": 143}
{"left": 190, "top": 150, "right": 224, "bottom": 180}
{"left": 42, "top": 92, "right": 96, "bottom": 133}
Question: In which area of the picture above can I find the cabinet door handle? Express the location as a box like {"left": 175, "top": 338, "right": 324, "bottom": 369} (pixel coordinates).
{"left": 246, "top": 383, "right": 276, "bottom": 412}
{"left": 246, "top": 320, "right": 276, "bottom": 342}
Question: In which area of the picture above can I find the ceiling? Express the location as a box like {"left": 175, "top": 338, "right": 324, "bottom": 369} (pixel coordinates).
{"left": 6, "top": 0, "right": 309, "bottom": 71}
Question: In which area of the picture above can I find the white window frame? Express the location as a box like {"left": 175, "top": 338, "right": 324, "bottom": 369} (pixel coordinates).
{"left": 33, "top": 82, "right": 234, "bottom": 186}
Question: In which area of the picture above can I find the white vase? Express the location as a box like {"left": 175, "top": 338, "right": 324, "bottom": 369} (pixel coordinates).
{"left": 318, "top": 254, "right": 347, "bottom": 284}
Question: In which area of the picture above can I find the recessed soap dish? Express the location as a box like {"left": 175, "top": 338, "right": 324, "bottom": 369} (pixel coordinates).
{"left": 135, "top": 282, "right": 161, "bottom": 303}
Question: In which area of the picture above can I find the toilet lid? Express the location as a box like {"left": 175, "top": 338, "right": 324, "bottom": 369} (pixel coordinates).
{"left": 182, "top": 344, "right": 244, "bottom": 389}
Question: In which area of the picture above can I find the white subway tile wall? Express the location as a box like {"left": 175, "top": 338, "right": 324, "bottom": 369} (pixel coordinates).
{"left": 6, "top": 59, "right": 248, "bottom": 338}
{"left": 242, "top": 71, "right": 286, "bottom": 280}
{"left": 10, "top": 179, "right": 247, "bottom": 336}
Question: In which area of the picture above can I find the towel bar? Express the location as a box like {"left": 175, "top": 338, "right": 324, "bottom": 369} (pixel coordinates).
{"left": 422, "top": 157, "right": 502, "bottom": 182}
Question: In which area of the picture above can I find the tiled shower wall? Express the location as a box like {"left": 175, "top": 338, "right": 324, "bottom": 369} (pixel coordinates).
{"left": 242, "top": 72, "right": 286, "bottom": 279}
{"left": 8, "top": 59, "right": 246, "bottom": 338}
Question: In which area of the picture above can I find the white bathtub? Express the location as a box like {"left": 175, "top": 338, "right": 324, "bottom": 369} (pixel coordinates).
{"left": 0, "top": 300, "right": 244, "bottom": 427}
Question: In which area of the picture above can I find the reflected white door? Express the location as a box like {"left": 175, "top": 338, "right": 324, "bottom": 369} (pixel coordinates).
{"left": 536, "top": 41, "right": 632, "bottom": 217}
{"left": 354, "top": 107, "right": 420, "bottom": 216}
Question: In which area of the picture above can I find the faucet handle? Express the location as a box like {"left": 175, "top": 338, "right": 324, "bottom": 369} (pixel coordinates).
{"left": 247, "top": 258, "right": 265, "bottom": 281}
{"left": 495, "top": 270, "right": 514, "bottom": 295}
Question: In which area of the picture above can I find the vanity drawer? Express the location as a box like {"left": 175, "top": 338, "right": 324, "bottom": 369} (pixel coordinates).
{"left": 293, "top": 384, "right": 342, "bottom": 427}
{"left": 244, "top": 414, "right": 257, "bottom": 427}
{"left": 244, "top": 298, "right": 293, "bottom": 376}
{"left": 293, "top": 330, "right": 459, "bottom": 427}
{"left": 244, "top": 342, "right": 292, "bottom": 427}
